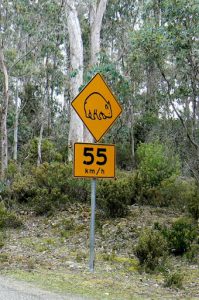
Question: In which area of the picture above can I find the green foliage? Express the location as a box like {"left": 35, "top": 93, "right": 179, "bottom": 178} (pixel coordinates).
{"left": 134, "top": 114, "right": 159, "bottom": 145}
{"left": 32, "top": 162, "right": 89, "bottom": 202}
{"left": 135, "top": 228, "right": 168, "bottom": 272}
{"left": 97, "top": 174, "right": 134, "bottom": 218}
{"left": 0, "top": 232, "right": 5, "bottom": 249}
{"left": 185, "top": 244, "right": 199, "bottom": 263}
{"left": 59, "top": 218, "right": 75, "bottom": 239}
{"left": 157, "top": 176, "right": 195, "bottom": 208}
{"left": 116, "top": 143, "right": 133, "bottom": 169}
{"left": 187, "top": 187, "right": 199, "bottom": 220}
{"left": 20, "top": 138, "right": 63, "bottom": 165}
{"left": 7, "top": 163, "right": 136, "bottom": 217}
{"left": 142, "top": 176, "right": 197, "bottom": 208}
{"left": 164, "top": 271, "right": 184, "bottom": 289}
{"left": 134, "top": 142, "right": 181, "bottom": 206}
{"left": 31, "top": 191, "right": 55, "bottom": 216}
{"left": 5, "top": 160, "right": 19, "bottom": 180}
{"left": 8, "top": 163, "right": 89, "bottom": 215}
{"left": 0, "top": 202, "right": 22, "bottom": 229}
{"left": 136, "top": 142, "right": 180, "bottom": 189}
{"left": 19, "top": 83, "right": 40, "bottom": 124}
{"left": 11, "top": 175, "right": 37, "bottom": 203}
{"left": 161, "top": 217, "right": 198, "bottom": 255}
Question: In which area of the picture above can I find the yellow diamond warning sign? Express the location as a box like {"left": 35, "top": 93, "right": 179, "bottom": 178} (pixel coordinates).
{"left": 74, "top": 143, "right": 115, "bottom": 178}
{"left": 71, "top": 73, "right": 122, "bottom": 142}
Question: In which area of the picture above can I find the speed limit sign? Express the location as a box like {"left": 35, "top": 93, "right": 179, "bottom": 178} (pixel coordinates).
{"left": 71, "top": 73, "right": 122, "bottom": 272}
{"left": 74, "top": 143, "right": 115, "bottom": 178}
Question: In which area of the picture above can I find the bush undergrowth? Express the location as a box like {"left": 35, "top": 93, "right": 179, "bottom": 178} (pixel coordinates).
{"left": 135, "top": 228, "right": 168, "bottom": 272}
{"left": 0, "top": 202, "right": 22, "bottom": 229}
{"left": 97, "top": 174, "right": 134, "bottom": 218}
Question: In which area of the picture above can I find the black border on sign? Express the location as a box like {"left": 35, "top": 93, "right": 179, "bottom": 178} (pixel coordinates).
{"left": 71, "top": 73, "right": 123, "bottom": 142}
{"left": 73, "top": 142, "right": 116, "bottom": 179}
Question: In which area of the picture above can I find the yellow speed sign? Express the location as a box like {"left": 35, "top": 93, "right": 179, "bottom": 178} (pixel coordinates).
{"left": 74, "top": 143, "right": 115, "bottom": 178}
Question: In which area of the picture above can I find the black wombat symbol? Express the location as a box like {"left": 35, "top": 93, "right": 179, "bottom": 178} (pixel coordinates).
{"left": 84, "top": 92, "right": 112, "bottom": 120}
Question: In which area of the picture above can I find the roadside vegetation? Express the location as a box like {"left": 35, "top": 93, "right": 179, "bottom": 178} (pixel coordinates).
{"left": 0, "top": 140, "right": 199, "bottom": 299}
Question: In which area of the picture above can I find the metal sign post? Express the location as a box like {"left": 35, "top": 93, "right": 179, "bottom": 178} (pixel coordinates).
{"left": 71, "top": 73, "right": 122, "bottom": 273}
{"left": 89, "top": 178, "right": 96, "bottom": 272}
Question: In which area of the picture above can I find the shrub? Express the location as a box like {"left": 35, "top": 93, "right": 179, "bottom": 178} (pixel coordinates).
{"left": 32, "top": 162, "right": 89, "bottom": 203}
{"left": 185, "top": 244, "right": 199, "bottom": 263}
{"left": 0, "top": 202, "right": 22, "bottom": 229}
{"left": 158, "top": 176, "right": 196, "bottom": 208}
{"left": 31, "top": 190, "right": 54, "bottom": 216}
{"left": 0, "top": 232, "right": 5, "bottom": 248}
{"left": 7, "top": 162, "right": 136, "bottom": 217}
{"left": 136, "top": 142, "right": 180, "bottom": 189}
{"left": 10, "top": 175, "right": 37, "bottom": 202}
{"left": 145, "top": 176, "right": 197, "bottom": 208}
{"left": 20, "top": 138, "right": 63, "bottom": 164}
{"left": 135, "top": 228, "right": 168, "bottom": 272}
{"left": 116, "top": 143, "right": 133, "bottom": 169}
{"left": 97, "top": 175, "right": 133, "bottom": 218}
{"left": 162, "top": 217, "right": 198, "bottom": 255}
{"left": 164, "top": 271, "right": 184, "bottom": 289}
{"left": 187, "top": 187, "right": 199, "bottom": 220}
{"left": 7, "top": 162, "right": 90, "bottom": 215}
{"left": 5, "top": 160, "right": 19, "bottom": 181}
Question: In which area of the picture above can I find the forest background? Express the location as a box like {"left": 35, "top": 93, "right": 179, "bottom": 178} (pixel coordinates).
{"left": 0, "top": 0, "right": 199, "bottom": 214}
{"left": 0, "top": 0, "right": 199, "bottom": 296}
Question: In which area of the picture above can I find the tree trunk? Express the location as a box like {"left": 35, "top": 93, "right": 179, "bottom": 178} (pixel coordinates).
{"left": 37, "top": 57, "right": 49, "bottom": 166}
{"left": 66, "top": 0, "right": 84, "bottom": 161}
{"left": 0, "top": 47, "right": 9, "bottom": 179}
{"left": 129, "top": 98, "right": 135, "bottom": 167}
{"left": 84, "top": 0, "right": 108, "bottom": 142}
{"left": 37, "top": 122, "right": 44, "bottom": 166}
{"left": 90, "top": 0, "right": 108, "bottom": 65}
{"left": 13, "top": 80, "right": 19, "bottom": 161}
{"left": 146, "top": 62, "right": 157, "bottom": 115}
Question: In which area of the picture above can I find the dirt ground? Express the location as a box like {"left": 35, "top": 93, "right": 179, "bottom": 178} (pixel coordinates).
{"left": 0, "top": 204, "right": 199, "bottom": 300}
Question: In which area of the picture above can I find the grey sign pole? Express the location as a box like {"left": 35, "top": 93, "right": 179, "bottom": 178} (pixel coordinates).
{"left": 89, "top": 178, "right": 96, "bottom": 272}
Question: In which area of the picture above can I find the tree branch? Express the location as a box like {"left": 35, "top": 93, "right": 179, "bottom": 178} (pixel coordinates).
{"left": 9, "top": 37, "right": 43, "bottom": 73}
{"left": 157, "top": 60, "right": 199, "bottom": 151}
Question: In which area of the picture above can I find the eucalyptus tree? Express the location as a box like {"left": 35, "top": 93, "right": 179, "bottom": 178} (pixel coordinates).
{"left": 16, "top": 0, "right": 65, "bottom": 165}
{"left": 65, "top": 0, "right": 84, "bottom": 161}
{"left": 90, "top": 0, "right": 108, "bottom": 66}
{"left": 83, "top": 0, "right": 108, "bottom": 142}
{"left": 33, "top": 0, "right": 65, "bottom": 165}
{"left": 0, "top": 0, "right": 17, "bottom": 178}
{"left": 156, "top": 0, "right": 199, "bottom": 179}
{"left": 128, "top": 0, "right": 199, "bottom": 176}
{"left": 66, "top": 0, "right": 109, "bottom": 156}
{"left": 0, "top": 46, "right": 9, "bottom": 178}
{"left": 100, "top": 0, "right": 140, "bottom": 165}
{"left": 0, "top": 0, "right": 66, "bottom": 172}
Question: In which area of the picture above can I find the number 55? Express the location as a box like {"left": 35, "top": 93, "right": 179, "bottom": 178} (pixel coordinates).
{"left": 83, "top": 147, "right": 107, "bottom": 165}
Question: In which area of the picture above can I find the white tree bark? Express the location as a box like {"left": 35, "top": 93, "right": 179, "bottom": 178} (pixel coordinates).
{"left": 66, "top": 0, "right": 84, "bottom": 161}
{"left": 84, "top": 0, "right": 108, "bottom": 142}
{"left": 0, "top": 47, "right": 9, "bottom": 179}
{"left": 90, "top": 0, "right": 108, "bottom": 65}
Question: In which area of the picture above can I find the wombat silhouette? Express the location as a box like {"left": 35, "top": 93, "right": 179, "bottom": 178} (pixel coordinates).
{"left": 84, "top": 92, "right": 112, "bottom": 120}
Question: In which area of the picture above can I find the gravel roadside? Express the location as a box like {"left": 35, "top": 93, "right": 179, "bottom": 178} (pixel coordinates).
{"left": 0, "top": 275, "right": 89, "bottom": 300}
